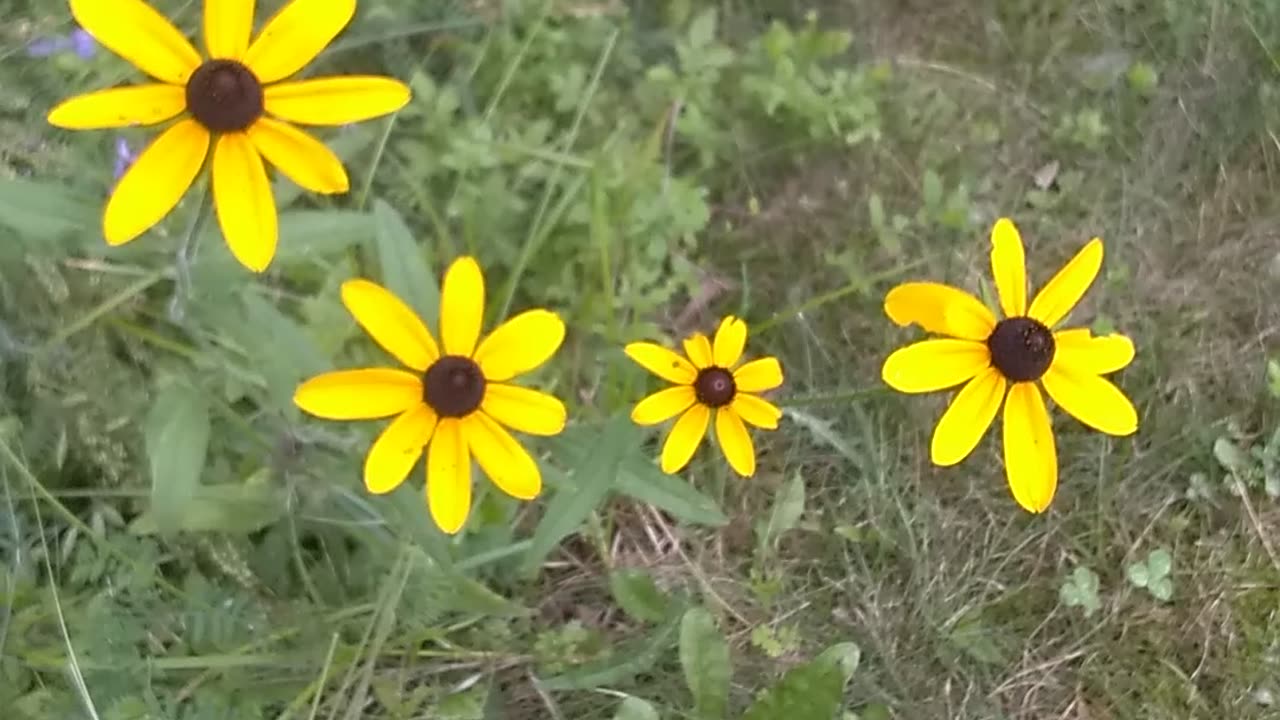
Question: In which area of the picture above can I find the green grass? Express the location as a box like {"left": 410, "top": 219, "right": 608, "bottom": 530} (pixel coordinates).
{"left": 3, "top": 0, "right": 1280, "bottom": 718}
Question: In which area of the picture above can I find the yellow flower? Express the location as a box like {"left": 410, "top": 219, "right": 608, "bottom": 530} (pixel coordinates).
{"left": 626, "top": 317, "right": 784, "bottom": 477}
{"left": 881, "top": 218, "right": 1138, "bottom": 513}
{"left": 47, "top": 0, "right": 411, "bottom": 272}
{"left": 293, "top": 257, "right": 568, "bottom": 535}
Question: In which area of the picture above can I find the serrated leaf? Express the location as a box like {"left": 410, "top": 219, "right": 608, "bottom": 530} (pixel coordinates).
{"left": 523, "top": 415, "right": 633, "bottom": 575}
{"left": 609, "top": 568, "right": 670, "bottom": 624}
{"left": 613, "top": 697, "right": 660, "bottom": 720}
{"left": 144, "top": 382, "right": 211, "bottom": 534}
{"left": 742, "top": 657, "right": 844, "bottom": 720}
{"left": 372, "top": 198, "right": 440, "bottom": 326}
{"left": 1146, "top": 549, "right": 1172, "bottom": 578}
{"left": 679, "top": 607, "right": 731, "bottom": 719}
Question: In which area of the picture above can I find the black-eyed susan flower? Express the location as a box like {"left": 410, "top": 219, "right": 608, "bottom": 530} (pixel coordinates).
{"left": 293, "top": 257, "right": 567, "bottom": 535}
{"left": 47, "top": 0, "right": 411, "bottom": 272}
{"left": 881, "top": 218, "right": 1138, "bottom": 513}
{"left": 626, "top": 317, "right": 784, "bottom": 477}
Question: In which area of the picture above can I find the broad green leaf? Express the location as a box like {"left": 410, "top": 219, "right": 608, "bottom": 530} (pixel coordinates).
{"left": 742, "top": 657, "right": 844, "bottom": 720}
{"left": 609, "top": 568, "right": 670, "bottom": 624}
{"left": 372, "top": 198, "right": 440, "bottom": 327}
{"left": 144, "top": 381, "right": 211, "bottom": 535}
{"left": 1150, "top": 577, "right": 1173, "bottom": 602}
{"left": 1147, "top": 548, "right": 1172, "bottom": 578}
{"left": 687, "top": 8, "right": 717, "bottom": 49}
{"left": 922, "top": 169, "right": 943, "bottom": 211}
{"left": 756, "top": 473, "right": 805, "bottom": 552}
{"left": 522, "top": 414, "right": 633, "bottom": 576}
{"left": 238, "top": 289, "right": 328, "bottom": 411}
{"left": 679, "top": 607, "right": 730, "bottom": 719}
{"left": 541, "top": 611, "right": 681, "bottom": 690}
{"left": 614, "top": 455, "right": 728, "bottom": 527}
{"left": 814, "top": 641, "right": 861, "bottom": 681}
{"left": 1125, "top": 562, "right": 1149, "bottom": 588}
{"left": 0, "top": 177, "right": 98, "bottom": 244}
{"left": 273, "top": 210, "right": 377, "bottom": 262}
{"left": 129, "top": 478, "right": 285, "bottom": 535}
{"left": 613, "top": 697, "right": 660, "bottom": 720}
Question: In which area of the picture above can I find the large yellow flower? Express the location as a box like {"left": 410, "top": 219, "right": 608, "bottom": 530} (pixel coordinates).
{"left": 626, "top": 317, "right": 784, "bottom": 477}
{"left": 293, "top": 257, "right": 568, "bottom": 535}
{"left": 881, "top": 218, "right": 1138, "bottom": 513}
{"left": 47, "top": 0, "right": 411, "bottom": 272}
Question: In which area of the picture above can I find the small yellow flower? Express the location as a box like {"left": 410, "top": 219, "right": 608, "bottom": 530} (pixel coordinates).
{"left": 47, "top": 0, "right": 411, "bottom": 272}
{"left": 293, "top": 257, "right": 568, "bottom": 535}
{"left": 626, "top": 317, "right": 784, "bottom": 477}
{"left": 881, "top": 218, "right": 1138, "bottom": 513}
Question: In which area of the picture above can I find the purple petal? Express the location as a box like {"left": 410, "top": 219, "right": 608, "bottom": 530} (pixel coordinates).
{"left": 71, "top": 29, "right": 97, "bottom": 59}
{"left": 26, "top": 36, "right": 70, "bottom": 57}
{"left": 113, "top": 138, "right": 137, "bottom": 179}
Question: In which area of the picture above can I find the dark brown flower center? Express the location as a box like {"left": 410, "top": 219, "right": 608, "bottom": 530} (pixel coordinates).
{"left": 185, "top": 60, "right": 264, "bottom": 132}
{"left": 694, "top": 367, "right": 736, "bottom": 407}
{"left": 423, "top": 356, "right": 486, "bottom": 418}
{"left": 987, "top": 317, "right": 1055, "bottom": 382}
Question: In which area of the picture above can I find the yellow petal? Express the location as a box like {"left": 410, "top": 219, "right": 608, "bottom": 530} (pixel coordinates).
{"left": 264, "top": 76, "right": 413, "bottom": 126}
{"left": 293, "top": 368, "right": 423, "bottom": 420}
{"left": 70, "top": 0, "right": 201, "bottom": 84}
{"left": 731, "top": 393, "right": 781, "bottom": 430}
{"left": 660, "top": 404, "right": 710, "bottom": 474}
{"left": 102, "top": 118, "right": 208, "bottom": 246}
{"left": 473, "top": 309, "right": 565, "bottom": 382}
{"left": 884, "top": 282, "right": 996, "bottom": 341}
{"left": 242, "top": 0, "right": 356, "bottom": 84}
{"left": 990, "top": 217, "right": 1027, "bottom": 317}
{"left": 247, "top": 117, "right": 349, "bottom": 194}
{"left": 463, "top": 412, "right": 541, "bottom": 500}
{"left": 881, "top": 339, "right": 990, "bottom": 393}
{"left": 1041, "top": 367, "right": 1138, "bottom": 436}
{"left": 340, "top": 279, "right": 440, "bottom": 371}
{"left": 732, "top": 357, "right": 783, "bottom": 393}
{"left": 47, "top": 84, "right": 186, "bottom": 130}
{"left": 682, "top": 333, "right": 713, "bottom": 370}
{"left": 1002, "top": 382, "right": 1057, "bottom": 513}
{"left": 631, "top": 385, "right": 696, "bottom": 426}
{"left": 712, "top": 316, "right": 747, "bottom": 368}
{"left": 480, "top": 384, "right": 566, "bottom": 436}
{"left": 1027, "top": 238, "right": 1103, "bottom": 327}
{"left": 714, "top": 407, "right": 756, "bottom": 477}
{"left": 440, "top": 256, "right": 485, "bottom": 357}
{"left": 364, "top": 404, "right": 436, "bottom": 494}
{"left": 204, "top": 0, "right": 254, "bottom": 60}
{"left": 211, "top": 132, "right": 277, "bottom": 273}
{"left": 930, "top": 367, "right": 1005, "bottom": 466}
{"left": 1052, "top": 329, "right": 1135, "bottom": 376}
{"left": 625, "top": 342, "right": 697, "bottom": 385}
{"left": 426, "top": 418, "right": 471, "bottom": 535}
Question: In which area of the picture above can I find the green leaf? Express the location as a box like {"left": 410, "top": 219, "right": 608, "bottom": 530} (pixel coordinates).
{"left": 0, "top": 177, "right": 99, "bottom": 243}
{"left": 1125, "top": 562, "right": 1150, "bottom": 588}
{"left": 613, "top": 697, "right": 660, "bottom": 720}
{"left": 144, "top": 381, "right": 211, "bottom": 535}
{"left": 522, "top": 415, "right": 633, "bottom": 575}
{"left": 129, "top": 477, "right": 285, "bottom": 535}
{"left": 609, "top": 568, "right": 671, "bottom": 624}
{"left": 679, "top": 607, "right": 731, "bottom": 719}
{"left": 541, "top": 611, "right": 681, "bottom": 690}
{"left": 1149, "top": 577, "right": 1173, "bottom": 602}
{"left": 687, "top": 9, "right": 718, "bottom": 49}
{"left": 922, "top": 169, "right": 943, "bottom": 211}
{"left": 756, "top": 473, "right": 805, "bottom": 552}
{"left": 1147, "top": 548, "right": 1172, "bottom": 579}
{"left": 238, "top": 290, "right": 328, "bottom": 411}
{"left": 742, "top": 657, "right": 844, "bottom": 720}
{"left": 814, "top": 641, "right": 861, "bottom": 681}
{"left": 372, "top": 198, "right": 440, "bottom": 326}
{"left": 1213, "top": 437, "right": 1252, "bottom": 474}
{"left": 274, "top": 210, "right": 377, "bottom": 262}
{"left": 614, "top": 455, "right": 728, "bottom": 527}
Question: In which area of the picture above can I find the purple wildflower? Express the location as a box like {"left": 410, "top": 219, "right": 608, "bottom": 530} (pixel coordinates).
{"left": 27, "top": 27, "right": 97, "bottom": 59}
{"left": 112, "top": 137, "right": 138, "bottom": 180}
